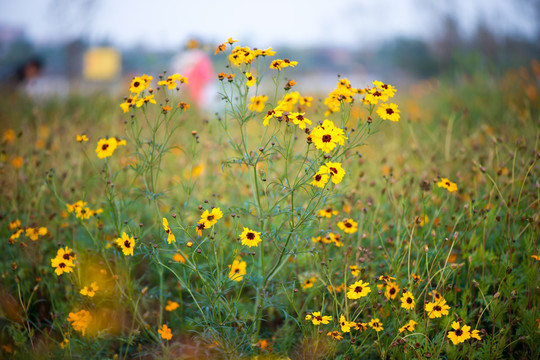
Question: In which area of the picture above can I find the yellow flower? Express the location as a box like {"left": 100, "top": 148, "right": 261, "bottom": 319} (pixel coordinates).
{"left": 115, "top": 232, "right": 135, "bottom": 256}
{"left": 412, "top": 273, "right": 423, "bottom": 283}
{"left": 368, "top": 318, "right": 384, "bottom": 332}
{"left": 384, "top": 282, "right": 400, "bottom": 300}
{"left": 239, "top": 227, "right": 262, "bottom": 247}
{"left": 57, "top": 246, "right": 77, "bottom": 262}
{"left": 399, "top": 320, "right": 417, "bottom": 333}
{"left": 76, "top": 134, "right": 88, "bottom": 142}
{"left": 158, "top": 74, "right": 188, "bottom": 90}
{"left": 310, "top": 120, "right": 347, "bottom": 153}
{"left": 290, "top": 112, "right": 311, "bottom": 130}
{"left": 51, "top": 256, "right": 74, "bottom": 276}
{"left": 311, "top": 172, "right": 329, "bottom": 188}
{"left": 321, "top": 162, "right": 346, "bottom": 184}
{"left": 306, "top": 311, "right": 332, "bottom": 325}
{"left": 425, "top": 299, "right": 450, "bottom": 318}
{"left": 373, "top": 80, "right": 397, "bottom": 98}
{"left": 136, "top": 94, "right": 156, "bottom": 107}
{"left": 364, "top": 87, "right": 389, "bottom": 105}
{"left": 349, "top": 265, "right": 360, "bottom": 277}
{"left": 347, "top": 280, "right": 371, "bottom": 299}
{"left": 337, "top": 218, "right": 357, "bottom": 234}
{"left": 25, "top": 227, "right": 46, "bottom": 241}
{"left": 172, "top": 253, "right": 186, "bottom": 263}
{"left": 163, "top": 217, "right": 176, "bottom": 244}
{"left": 248, "top": 95, "right": 267, "bottom": 112}
{"left": 269, "top": 58, "right": 298, "bottom": 70}
{"left": 120, "top": 94, "right": 138, "bottom": 113}
{"left": 12, "top": 156, "right": 23, "bottom": 169}
{"left": 327, "top": 331, "right": 343, "bottom": 340}
{"left": 245, "top": 72, "right": 255, "bottom": 87}
{"left": 60, "top": 338, "right": 69, "bottom": 349}
{"left": 437, "top": 177, "right": 458, "bottom": 192}
{"left": 328, "top": 232, "right": 344, "bottom": 247}
{"left": 95, "top": 137, "right": 126, "bottom": 159}
{"left": 339, "top": 315, "right": 355, "bottom": 333}
{"left": 318, "top": 207, "right": 338, "bottom": 218}
{"left": 3, "top": 129, "right": 16, "bottom": 143}
{"left": 354, "top": 322, "right": 368, "bottom": 332}
{"left": 129, "top": 76, "right": 151, "bottom": 94}
{"left": 165, "top": 300, "right": 180, "bottom": 312}
{"left": 9, "top": 229, "right": 23, "bottom": 244}
{"left": 80, "top": 282, "right": 99, "bottom": 297}
{"left": 400, "top": 291, "right": 415, "bottom": 310}
{"left": 158, "top": 324, "right": 173, "bottom": 341}
{"left": 470, "top": 329, "right": 482, "bottom": 341}
{"left": 448, "top": 322, "right": 471, "bottom": 345}
{"left": 67, "top": 310, "right": 92, "bottom": 336}
{"left": 199, "top": 208, "right": 223, "bottom": 229}
{"left": 376, "top": 103, "right": 400, "bottom": 122}
{"left": 302, "top": 276, "right": 317, "bottom": 289}
{"left": 299, "top": 96, "right": 313, "bottom": 108}
{"left": 263, "top": 109, "right": 283, "bottom": 127}
{"left": 9, "top": 219, "right": 21, "bottom": 230}
{"left": 275, "top": 91, "right": 300, "bottom": 112}
{"left": 228, "top": 259, "right": 247, "bottom": 282}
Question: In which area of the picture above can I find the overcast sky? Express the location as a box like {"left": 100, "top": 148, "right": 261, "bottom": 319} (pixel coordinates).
{"left": 0, "top": 0, "right": 538, "bottom": 49}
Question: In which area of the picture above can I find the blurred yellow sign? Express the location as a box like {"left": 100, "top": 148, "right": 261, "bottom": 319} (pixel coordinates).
{"left": 83, "top": 47, "right": 121, "bottom": 81}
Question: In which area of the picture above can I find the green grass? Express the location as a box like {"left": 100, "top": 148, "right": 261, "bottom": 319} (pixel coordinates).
{"left": 0, "top": 51, "right": 538, "bottom": 360}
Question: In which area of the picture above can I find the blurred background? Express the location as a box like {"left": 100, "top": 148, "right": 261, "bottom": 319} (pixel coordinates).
{"left": 0, "top": 0, "right": 538, "bottom": 98}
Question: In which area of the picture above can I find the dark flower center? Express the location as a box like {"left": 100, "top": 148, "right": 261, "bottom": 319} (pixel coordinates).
{"left": 456, "top": 329, "right": 463, "bottom": 336}
{"left": 63, "top": 253, "right": 70, "bottom": 260}
{"left": 322, "top": 134, "right": 332, "bottom": 142}
{"left": 386, "top": 108, "right": 394, "bottom": 115}
{"left": 355, "top": 286, "right": 363, "bottom": 293}
{"left": 315, "top": 174, "right": 322, "bottom": 181}
{"left": 59, "top": 262, "right": 66, "bottom": 268}
{"left": 133, "top": 81, "right": 140, "bottom": 88}
{"left": 124, "top": 240, "right": 131, "bottom": 248}
{"left": 389, "top": 288, "right": 396, "bottom": 295}
{"left": 434, "top": 305, "right": 442, "bottom": 311}
{"left": 315, "top": 316, "right": 322, "bottom": 321}
{"left": 247, "top": 232, "right": 255, "bottom": 240}
{"left": 297, "top": 115, "right": 304, "bottom": 121}
{"left": 207, "top": 215, "right": 214, "bottom": 221}
{"left": 102, "top": 144, "right": 109, "bottom": 150}
{"left": 345, "top": 222, "right": 352, "bottom": 228}
{"left": 407, "top": 297, "right": 412, "bottom": 303}
{"left": 330, "top": 167, "right": 338, "bottom": 174}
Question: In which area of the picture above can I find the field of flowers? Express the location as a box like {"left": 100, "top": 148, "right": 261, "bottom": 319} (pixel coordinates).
{"left": 1, "top": 39, "right": 539, "bottom": 359}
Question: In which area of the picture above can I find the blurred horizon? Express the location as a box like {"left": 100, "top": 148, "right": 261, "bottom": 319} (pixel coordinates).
{"left": 0, "top": 0, "right": 539, "bottom": 96}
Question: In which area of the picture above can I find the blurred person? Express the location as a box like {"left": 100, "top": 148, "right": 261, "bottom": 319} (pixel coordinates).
{"left": 12, "top": 56, "right": 68, "bottom": 98}
{"left": 170, "top": 49, "right": 217, "bottom": 109}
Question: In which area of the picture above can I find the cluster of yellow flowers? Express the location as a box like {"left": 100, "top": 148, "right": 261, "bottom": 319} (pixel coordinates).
{"left": 51, "top": 246, "right": 76, "bottom": 276}
{"left": 66, "top": 200, "right": 103, "bottom": 220}
{"left": 304, "top": 274, "right": 482, "bottom": 344}
{"left": 8, "top": 219, "right": 48, "bottom": 244}
{"left": 215, "top": 38, "right": 276, "bottom": 67}
{"left": 67, "top": 310, "right": 92, "bottom": 336}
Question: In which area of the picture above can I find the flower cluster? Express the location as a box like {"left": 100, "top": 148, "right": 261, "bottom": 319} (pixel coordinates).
{"left": 66, "top": 200, "right": 103, "bottom": 220}
{"left": 8, "top": 220, "right": 48, "bottom": 243}
{"left": 51, "top": 246, "right": 76, "bottom": 276}
{"left": 67, "top": 310, "right": 92, "bottom": 336}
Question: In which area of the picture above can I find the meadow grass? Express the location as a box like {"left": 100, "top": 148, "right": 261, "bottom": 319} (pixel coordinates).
{"left": 0, "top": 41, "right": 538, "bottom": 359}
